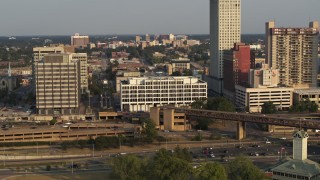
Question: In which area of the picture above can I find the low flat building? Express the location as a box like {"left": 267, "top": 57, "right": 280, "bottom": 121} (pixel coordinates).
{"left": 120, "top": 76, "right": 207, "bottom": 112}
{"left": 235, "top": 85, "right": 293, "bottom": 113}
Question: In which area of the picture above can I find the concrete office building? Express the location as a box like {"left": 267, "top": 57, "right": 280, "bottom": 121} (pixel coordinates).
{"left": 33, "top": 46, "right": 88, "bottom": 93}
{"left": 266, "top": 21, "right": 319, "bottom": 88}
{"left": 71, "top": 33, "right": 89, "bottom": 48}
{"left": 35, "top": 54, "right": 81, "bottom": 115}
{"left": 70, "top": 53, "right": 88, "bottom": 93}
{"left": 120, "top": 76, "right": 207, "bottom": 112}
{"left": 235, "top": 85, "right": 293, "bottom": 113}
{"left": 209, "top": 0, "right": 241, "bottom": 94}
{"left": 235, "top": 67, "right": 292, "bottom": 112}
{"left": 150, "top": 107, "right": 191, "bottom": 132}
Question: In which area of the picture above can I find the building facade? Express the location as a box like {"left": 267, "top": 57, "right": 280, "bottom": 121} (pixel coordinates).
{"left": 35, "top": 54, "right": 80, "bottom": 115}
{"left": 33, "top": 47, "right": 88, "bottom": 93}
{"left": 293, "top": 89, "right": 320, "bottom": 110}
{"left": 71, "top": 33, "right": 90, "bottom": 48}
{"left": 249, "top": 64, "right": 280, "bottom": 88}
{"left": 70, "top": 53, "right": 88, "bottom": 93}
{"left": 223, "top": 43, "right": 251, "bottom": 93}
{"left": 266, "top": 21, "right": 319, "bottom": 88}
{"left": 235, "top": 85, "right": 293, "bottom": 113}
{"left": 171, "top": 58, "right": 191, "bottom": 73}
{"left": 209, "top": 0, "right": 241, "bottom": 94}
{"left": 120, "top": 77, "right": 207, "bottom": 112}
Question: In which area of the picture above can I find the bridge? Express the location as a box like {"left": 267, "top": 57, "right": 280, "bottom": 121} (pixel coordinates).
{"left": 164, "top": 107, "right": 320, "bottom": 140}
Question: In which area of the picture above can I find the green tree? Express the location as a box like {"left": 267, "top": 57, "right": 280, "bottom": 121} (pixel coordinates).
{"left": 110, "top": 155, "right": 146, "bottom": 180}
{"left": 227, "top": 156, "right": 267, "bottom": 180}
{"left": 141, "top": 118, "right": 157, "bottom": 143}
{"left": 207, "top": 97, "right": 235, "bottom": 112}
{"left": 194, "top": 162, "right": 228, "bottom": 180}
{"left": 49, "top": 118, "right": 57, "bottom": 125}
{"left": 147, "top": 148, "right": 193, "bottom": 180}
{"left": 290, "top": 99, "right": 318, "bottom": 113}
{"left": 191, "top": 99, "right": 206, "bottom": 109}
{"left": 261, "top": 101, "right": 277, "bottom": 114}
{"left": 195, "top": 118, "right": 211, "bottom": 130}
{"left": 173, "top": 146, "right": 192, "bottom": 162}
{"left": 171, "top": 71, "right": 182, "bottom": 76}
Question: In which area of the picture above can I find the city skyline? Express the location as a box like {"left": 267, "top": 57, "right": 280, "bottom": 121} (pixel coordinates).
{"left": 0, "top": 0, "right": 318, "bottom": 36}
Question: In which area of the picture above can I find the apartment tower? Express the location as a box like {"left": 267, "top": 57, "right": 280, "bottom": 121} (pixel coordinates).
{"left": 266, "top": 21, "right": 319, "bottom": 88}
{"left": 35, "top": 54, "right": 80, "bottom": 115}
{"left": 209, "top": 0, "right": 241, "bottom": 94}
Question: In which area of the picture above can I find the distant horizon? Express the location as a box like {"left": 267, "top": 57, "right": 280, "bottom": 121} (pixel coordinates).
{"left": 0, "top": 0, "right": 318, "bottom": 36}
{"left": 0, "top": 33, "right": 265, "bottom": 37}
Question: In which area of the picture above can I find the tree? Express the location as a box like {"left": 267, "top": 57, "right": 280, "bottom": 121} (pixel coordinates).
{"left": 191, "top": 99, "right": 206, "bottom": 109}
{"left": 147, "top": 148, "right": 193, "bottom": 180}
{"left": 171, "top": 71, "right": 182, "bottom": 76}
{"left": 173, "top": 146, "right": 192, "bottom": 162}
{"left": 227, "top": 156, "right": 267, "bottom": 180}
{"left": 195, "top": 118, "right": 211, "bottom": 130}
{"left": 141, "top": 118, "right": 157, "bottom": 143}
{"left": 49, "top": 118, "right": 57, "bottom": 125}
{"left": 207, "top": 97, "right": 235, "bottom": 112}
{"left": 194, "top": 162, "right": 228, "bottom": 180}
{"left": 290, "top": 99, "right": 318, "bottom": 113}
{"left": 261, "top": 101, "right": 277, "bottom": 114}
{"left": 110, "top": 155, "right": 146, "bottom": 180}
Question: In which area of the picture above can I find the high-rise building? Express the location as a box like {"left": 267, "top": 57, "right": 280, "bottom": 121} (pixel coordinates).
{"left": 223, "top": 43, "right": 251, "bottom": 94}
{"left": 135, "top": 35, "right": 141, "bottom": 43}
{"left": 70, "top": 53, "right": 88, "bottom": 93}
{"left": 71, "top": 33, "right": 90, "bottom": 48}
{"left": 145, "top": 34, "right": 151, "bottom": 42}
{"left": 266, "top": 21, "right": 319, "bottom": 88}
{"left": 209, "top": 0, "right": 241, "bottom": 94}
{"left": 35, "top": 54, "right": 81, "bottom": 115}
{"left": 33, "top": 46, "right": 88, "bottom": 93}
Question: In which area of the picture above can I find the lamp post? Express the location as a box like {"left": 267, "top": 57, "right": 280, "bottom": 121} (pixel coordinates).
{"left": 86, "top": 90, "right": 91, "bottom": 114}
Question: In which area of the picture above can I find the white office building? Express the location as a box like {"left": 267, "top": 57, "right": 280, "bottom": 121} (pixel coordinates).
{"left": 120, "top": 76, "right": 207, "bottom": 112}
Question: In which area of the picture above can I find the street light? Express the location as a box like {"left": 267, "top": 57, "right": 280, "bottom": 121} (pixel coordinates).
{"left": 92, "top": 143, "right": 95, "bottom": 157}
{"left": 86, "top": 90, "right": 91, "bottom": 113}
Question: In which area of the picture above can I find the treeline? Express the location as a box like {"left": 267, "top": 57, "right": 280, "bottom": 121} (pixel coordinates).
{"left": 110, "top": 147, "right": 268, "bottom": 180}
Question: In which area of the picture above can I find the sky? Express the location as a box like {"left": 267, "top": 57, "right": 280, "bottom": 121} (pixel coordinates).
{"left": 0, "top": 0, "right": 319, "bottom": 36}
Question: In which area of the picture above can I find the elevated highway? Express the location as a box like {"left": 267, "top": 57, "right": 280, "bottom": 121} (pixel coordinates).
{"left": 167, "top": 107, "right": 320, "bottom": 140}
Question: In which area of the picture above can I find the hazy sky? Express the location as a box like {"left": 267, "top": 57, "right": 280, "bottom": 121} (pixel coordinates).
{"left": 0, "top": 0, "right": 319, "bottom": 36}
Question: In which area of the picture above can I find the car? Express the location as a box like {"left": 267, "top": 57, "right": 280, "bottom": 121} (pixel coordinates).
{"left": 209, "top": 153, "right": 215, "bottom": 158}
{"left": 223, "top": 150, "right": 228, "bottom": 153}
{"left": 266, "top": 141, "right": 271, "bottom": 144}
{"left": 252, "top": 144, "right": 261, "bottom": 148}
{"left": 164, "top": 130, "right": 170, "bottom": 133}
{"left": 280, "top": 137, "right": 287, "bottom": 140}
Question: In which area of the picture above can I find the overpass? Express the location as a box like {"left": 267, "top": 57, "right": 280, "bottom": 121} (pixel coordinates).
{"left": 165, "top": 107, "right": 320, "bottom": 140}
